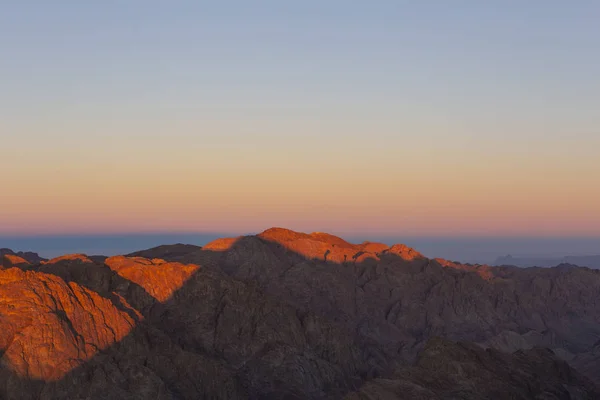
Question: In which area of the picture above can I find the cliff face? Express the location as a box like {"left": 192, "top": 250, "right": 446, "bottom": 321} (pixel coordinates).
{"left": 0, "top": 228, "right": 599, "bottom": 399}
{"left": 0, "top": 268, "right": 137, "bottom": 382}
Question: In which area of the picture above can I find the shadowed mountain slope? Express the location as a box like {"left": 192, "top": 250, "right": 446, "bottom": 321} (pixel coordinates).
{"left": 345, "top": 337, "right": 598, "bottom": 400}
{"left": 126, "top": 244, "right": 203, "bottom": 260}
{"left": 146, "top": 228, "right": 600, "bottom": 385}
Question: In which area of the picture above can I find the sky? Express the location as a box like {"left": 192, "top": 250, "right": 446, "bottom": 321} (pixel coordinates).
{"left": 2, "top": 1, "right": 600, "bottom": 238}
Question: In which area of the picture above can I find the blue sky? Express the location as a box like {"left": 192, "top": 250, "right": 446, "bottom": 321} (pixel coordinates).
{"left": 1, "top": 1, "right": 599, "bottom": 236}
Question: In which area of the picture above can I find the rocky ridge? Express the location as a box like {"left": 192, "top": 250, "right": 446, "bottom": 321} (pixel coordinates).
{"left": 0, "top": 229, "right": 599, "bottom": 399}
{"left": 1, "top": 248, "right": 46, "bottom": 267}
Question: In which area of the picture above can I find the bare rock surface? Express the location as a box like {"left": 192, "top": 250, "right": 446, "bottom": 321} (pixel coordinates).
{"left": 126, "top": 244, "right": 202, "bottom": 260}
{"left": 344, "top": 337, "right": 599, "bottom": 399}
{"left": 0, "top": 268, "right": 136, "bottom": 382}
{"left": 0, "top": 248, "right": 46, "bottom": 264}
{"left": 1, "top": 254, "right": 31, "bottom": 268}
{"left": 0, "top": 228, "right": 599, "bottom": 399}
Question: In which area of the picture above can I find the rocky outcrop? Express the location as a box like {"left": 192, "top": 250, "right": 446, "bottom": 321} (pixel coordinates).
{"left": 434, "top": 257, "right": 494, "bottom": 280}
{"left": 104, "top": 256, "right": 199, "bottom": 302}
{"left": 0, "top": 268, "right": 137, "bottom": 381}
{"left": 1, "top": 254, "right": 31, "bottom": 268}
{"left": 256, "top": 227, "right": 425, "bottom": 264}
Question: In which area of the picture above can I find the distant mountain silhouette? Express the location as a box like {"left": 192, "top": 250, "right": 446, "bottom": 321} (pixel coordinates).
{"left": 0, "top": 228, "right": 599, "bottom": 399}
{"left": 495, "top": 254, "right": 600, "bottom": 269}
{"left": 127, "top": 243, "right": 203, "bottom": 259}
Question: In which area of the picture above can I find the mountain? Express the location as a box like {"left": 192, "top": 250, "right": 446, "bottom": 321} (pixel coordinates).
{"left": 126, "top": 243, "right": 203, "bottom": 259}
{"left": 495, "top": 254, "right": 600, "bottom": 269}
{"left": 345, "top": 337, "right": 598, "bottom": 399}
{"left": 0, "top": 228, "right": 599, "bottom": 399}
{"left": 0, "top": 247, "right": 47, "bottom": 265}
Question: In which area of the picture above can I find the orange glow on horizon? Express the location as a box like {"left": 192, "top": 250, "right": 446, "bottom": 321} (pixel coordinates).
{"left": 3, "top": 131, "right": 599, "bottom": 237}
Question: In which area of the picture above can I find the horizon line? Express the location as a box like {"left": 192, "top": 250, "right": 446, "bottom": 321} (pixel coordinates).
{"left": 2, "top": 229, "right": 600, "bottom": 240}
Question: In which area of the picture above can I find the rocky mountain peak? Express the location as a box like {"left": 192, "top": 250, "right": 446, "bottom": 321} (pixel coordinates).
{"left": 0, "top": 228, "right": 599, "bottom": 399}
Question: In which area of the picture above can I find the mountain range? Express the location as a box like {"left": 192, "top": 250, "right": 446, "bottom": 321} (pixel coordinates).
{"left": 495, "top": 254, "right": 600, "bottom": 269}
{"left": 1, "top": 228, "right": 599, "bottom": 399}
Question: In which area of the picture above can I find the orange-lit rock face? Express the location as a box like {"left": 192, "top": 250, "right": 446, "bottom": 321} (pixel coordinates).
{"left": 257, "top": 227, "right": 423, "bottom": 264}
{"left": 0, "top": 268, "right": 136, "bottom": 381}
{"left": 260, "top": 227, "right": 363, "bottom": 262}
{"left": 1, "top": 254, "right": 31, "bottom": 268}
{"left": 44, "top": 254, "right": 93, "bottom": 265}
{"left": 0, "top": 254, "right": 199, "bottom": 382}
{"left": 203, "top": 237, "right": 242, "bottom": 251}
{"left": 104, "top": 256, "right": 199, "bottom": 302}
{"left": 387, "top": 244, "right": 424, "bottom": 261}
{"left": 435, "top": 258, "right": 494, "bottom": 280}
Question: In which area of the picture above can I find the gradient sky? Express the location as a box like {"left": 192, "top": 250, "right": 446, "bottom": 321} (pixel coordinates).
{"left": 2, "top": 1, "right": 599, "bottom": 236}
